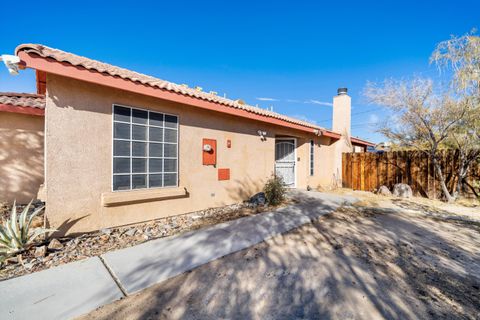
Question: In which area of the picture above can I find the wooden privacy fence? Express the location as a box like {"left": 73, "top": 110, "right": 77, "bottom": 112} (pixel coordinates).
{"left": 342, "top": 150, "right": 480, "bottom": 199}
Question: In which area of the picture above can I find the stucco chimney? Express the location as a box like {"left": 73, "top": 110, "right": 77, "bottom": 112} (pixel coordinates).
{"left": 332, "top": 87, "right": 351, "bottom": 137}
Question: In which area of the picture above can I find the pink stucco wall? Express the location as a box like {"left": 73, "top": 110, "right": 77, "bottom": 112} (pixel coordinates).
{"left": 0, "top": 112, "right": 44, "bottom": 204}
{"left": 44, "top": 74, "right": 351, "bottom": 234}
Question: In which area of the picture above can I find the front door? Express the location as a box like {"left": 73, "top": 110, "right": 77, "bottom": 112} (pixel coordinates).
{"left": 275, "top": 139, "right": 296, "bottom": 187}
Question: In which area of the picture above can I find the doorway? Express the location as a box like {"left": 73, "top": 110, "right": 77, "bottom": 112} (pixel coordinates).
{"left": 274, "top": 138, "right": 296, "bottom": 188}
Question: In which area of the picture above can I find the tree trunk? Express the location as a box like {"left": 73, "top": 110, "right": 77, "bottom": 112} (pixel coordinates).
{"left": 455, "top": 149, "right": 480, "bottom": 199}
{"left": 454, "top": 152, "right": 467, "bottom": 198}
{"left": 432, "top": 155, "right": 455, "bottom": 202}
{"left": 464, "top": 180, "right": 479, "bottom": 198}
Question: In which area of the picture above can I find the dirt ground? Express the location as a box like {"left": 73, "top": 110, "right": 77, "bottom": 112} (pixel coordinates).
{"left": 79, "top": 192, "right": 480, "bottom": 320}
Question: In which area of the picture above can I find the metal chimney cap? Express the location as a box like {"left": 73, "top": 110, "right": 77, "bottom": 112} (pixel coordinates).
{"left": 337, "top": 88, "right": 348, "bottom": 95}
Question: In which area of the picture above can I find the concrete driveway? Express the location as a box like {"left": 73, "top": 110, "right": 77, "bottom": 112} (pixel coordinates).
{"left": 80, "top": 193, "right": 480, "bottom": 320}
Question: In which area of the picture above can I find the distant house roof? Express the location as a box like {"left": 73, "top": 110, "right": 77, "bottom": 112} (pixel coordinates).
{"left": 14, "top": 44, "right": 374, "bottom": 146}
{"left": 0, "top": 92, "right": 45, "bottom": 116}
{"left": 351, "top": 137, "right": 375, "bottom": 147}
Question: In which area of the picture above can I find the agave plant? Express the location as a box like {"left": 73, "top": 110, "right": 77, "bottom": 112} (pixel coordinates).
{"left": 0, "top": 200, "right": 54, "bottom": 262}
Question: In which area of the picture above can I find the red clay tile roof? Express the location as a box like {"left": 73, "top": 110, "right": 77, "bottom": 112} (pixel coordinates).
{"left": 15, "top": 44, "right": 323, "bottom": 130}
{"left": 0, "top": 92, "right": 45, "bottom": 109}
{"left": 14, "top": 44, "right": 375, "bottom": 146}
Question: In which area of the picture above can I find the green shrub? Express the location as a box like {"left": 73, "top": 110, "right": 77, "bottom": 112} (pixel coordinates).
{"left": 0, "top": 200, "right": 54, "bottom": 263}
{"left": 264, "top": 174, "right": 286, "bottom": 206}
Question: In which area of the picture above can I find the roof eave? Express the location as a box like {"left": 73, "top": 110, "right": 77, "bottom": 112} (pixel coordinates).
{"left": 16, "top": 48, "right": 371, "bottom": 144}
{"left": 321, "top": 130, "right": 342, "bottom": 139}
{"left": 17, "top": 50, "right": 324, "bottom": 135}
{"left": 0, "top": 103, "right": 45, "bottom": 116}
{"left": 351, "top": 137, "right": 375, "bottom": 147}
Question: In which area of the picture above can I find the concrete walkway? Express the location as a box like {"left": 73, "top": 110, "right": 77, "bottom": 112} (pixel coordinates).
{"left": 0, "top": 191, "right": 357, "bottom": 320}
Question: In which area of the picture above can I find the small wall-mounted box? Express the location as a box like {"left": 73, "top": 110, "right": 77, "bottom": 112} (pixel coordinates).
{"left": 218, "top": 168, "right": 230, "bottom": 181}
{"left": 202, "top": 138, "right": 216, "bottom": 165}
{"left": 227, "top": 139, "right": 231, "bottom": 148}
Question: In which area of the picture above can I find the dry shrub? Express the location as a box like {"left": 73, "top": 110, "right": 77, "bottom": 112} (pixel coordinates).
{"left": 264, "top": 175, "right": 286, "bottom": 206}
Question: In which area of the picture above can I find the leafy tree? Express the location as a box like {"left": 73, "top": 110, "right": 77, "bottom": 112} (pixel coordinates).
{"left": 443, "top": 99, "right": 480, "bottom": 197}
{"left": 364, "top": 78, "right": 465, "bottom": 202}
{"left": 365, "top": 30, "right": 480, "bottom": 202}
{"left": 431, "top": 31, "right": 480, "bottom": 197}
{"left": 431, "top": 29, "right": 480, "bottom": 95}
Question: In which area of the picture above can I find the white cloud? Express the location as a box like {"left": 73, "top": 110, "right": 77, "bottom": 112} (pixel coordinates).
{"left": 290, "top": 114, "right": 317, "bottom": 125}
{"left": 255, "top": 97, "right": 333, "bottom": 107}
{"left": 256, "top": 97, "right": 278, "bottom": 101}
{"left": 304, "top": 99, "right": 333, "bottom": 107}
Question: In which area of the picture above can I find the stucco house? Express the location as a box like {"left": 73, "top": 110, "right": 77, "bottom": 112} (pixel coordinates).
{"left": 0, "top": 44, "right": 373, "bottom": 235}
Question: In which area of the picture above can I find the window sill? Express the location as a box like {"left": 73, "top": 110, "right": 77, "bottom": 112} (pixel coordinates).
{"left": 102, "top": 187, "right": 188, "bottom": 207}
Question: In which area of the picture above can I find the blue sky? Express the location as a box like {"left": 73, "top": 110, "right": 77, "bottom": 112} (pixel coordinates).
{"left": 0, "top": 0, "right": 478, "bottom": 142}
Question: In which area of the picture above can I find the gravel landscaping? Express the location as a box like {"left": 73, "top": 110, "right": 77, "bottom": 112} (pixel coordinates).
{"left": 0, "top": 200, "right": 289, "bottom": 281}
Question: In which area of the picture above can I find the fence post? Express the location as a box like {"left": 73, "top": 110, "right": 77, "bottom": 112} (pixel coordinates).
{"left": 360, "top": 153, "right": 366, "bottom": 191}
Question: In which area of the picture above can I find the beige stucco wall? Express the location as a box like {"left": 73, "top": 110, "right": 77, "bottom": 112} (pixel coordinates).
{"left": 332, "top": 94, "right": 355, "bottom": 187}
{"left": 0, "top": 112, "right": 44, "bottom": 204}
{"left": 45, "top": 74, "right": 348, "bottom": 234}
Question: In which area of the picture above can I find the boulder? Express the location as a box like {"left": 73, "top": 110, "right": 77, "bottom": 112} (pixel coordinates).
{"left": 377, "top": 185, "right": 392, "bottom": 196}
{"left": 23, "top": 262, "right": 34, "bottom": 270}
{"left": 48, "top": 238, "right": 64, "bottom": 250}
{"left": 30, "top": 217, "right": 43, "bottom": 228}
{"left": 248, "top": 192, "right": 266, "bottom": 206}
{"left": 100, "top": 228, "right": 112, "bottom": 235}
{"left": 34, "top": 245, "right": 47, "bottom": 258}
{"left": 124, "top": 228, "right": 136, "bottom": 237}
{"left": 393, "top": 183, "right": 413, "bottom": 198}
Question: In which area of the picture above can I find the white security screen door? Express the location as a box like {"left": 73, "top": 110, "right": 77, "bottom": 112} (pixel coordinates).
{"left": 275, "top": 139, "right": 296, "bottom": 187}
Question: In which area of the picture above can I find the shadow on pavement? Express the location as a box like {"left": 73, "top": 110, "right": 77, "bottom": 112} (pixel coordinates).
{"left": 83, "top": 191, "right": 480, "bottom": 320}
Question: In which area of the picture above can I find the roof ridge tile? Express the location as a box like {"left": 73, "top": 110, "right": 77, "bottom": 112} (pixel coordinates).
{"left": 0, "top": 92, "right": 45, "bottom": 109}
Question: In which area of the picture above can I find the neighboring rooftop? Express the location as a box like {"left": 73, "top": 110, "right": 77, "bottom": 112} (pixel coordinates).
{"left": 351, "top": 136, "right": 376, "bottom": 147}
{"left": 0, "top": 92, "right": 45, "bottom": 109}
{"left": 0, "top": 92, "right": 45, "bottom": 116}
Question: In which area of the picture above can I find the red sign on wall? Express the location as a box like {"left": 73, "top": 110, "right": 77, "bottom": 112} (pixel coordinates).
{"left": 202, "top": 138, "right": 217, "bottom": 165}
{"left": 218, "top": 168, "right": 230, "bottom": 181}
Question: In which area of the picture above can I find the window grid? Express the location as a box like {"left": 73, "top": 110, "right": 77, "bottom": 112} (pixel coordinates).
{"left": 309, "top": 140, "right": 314, "bottom": 176}
{"left": 113, "top": 105, "right": 178, "bottom": 191}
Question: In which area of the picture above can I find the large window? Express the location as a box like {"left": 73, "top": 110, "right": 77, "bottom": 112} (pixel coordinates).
{"left": 309, "top": 140, "right": 314, "bottom": 176}
{"left": 112, "top": 105, "right": 178, "bottom": 191}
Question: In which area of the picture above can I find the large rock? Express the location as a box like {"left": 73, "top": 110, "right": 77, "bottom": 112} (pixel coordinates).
{"left": 100, "top": 228, "right": 112, "bottom": 235}
{"left": 34, "top": 245, "right": 47, "bottom": 258}
{"left": 393, "top": 183, "right": 413, "bottom": 198}
{"left": 48, "top": 239, "right": 64, "bottom": 250}
{"left": 376, "top": 185, "right": 392, "bottom": 196}
{"left": 248, "top": 192, "right": 266, "bottom": 206}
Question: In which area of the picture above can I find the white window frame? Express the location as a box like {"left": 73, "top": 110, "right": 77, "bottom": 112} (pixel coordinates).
{"left": 112, "top": 104, "right": 179, "bottom": 192}
{"left": 309, "top": 139, "right": 314, "bottom": 176}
